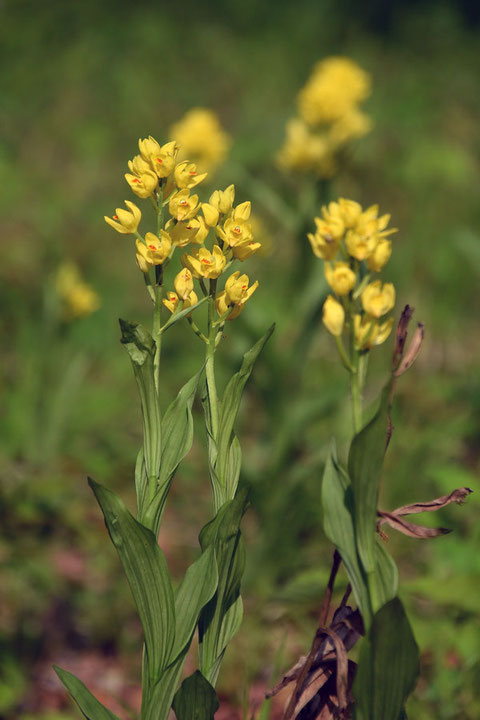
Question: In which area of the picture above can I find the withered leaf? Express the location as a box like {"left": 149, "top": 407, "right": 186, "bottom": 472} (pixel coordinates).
{"left": 377, "top": 487, "right": 472, "bottom": 539}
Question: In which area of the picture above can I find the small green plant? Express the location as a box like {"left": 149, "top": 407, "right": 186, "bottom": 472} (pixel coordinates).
{"left": 54, "top": 135, "right": 272, "bottom": 719}
{"left": 267, "top": 199, "right": 472, "bottom": 719}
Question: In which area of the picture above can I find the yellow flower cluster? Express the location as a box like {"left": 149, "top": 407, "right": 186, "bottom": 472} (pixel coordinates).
{"left": 308, "top": 198, "right": 397, "bottom": 349}
{"left": 277, "top": 57, "right": 372, "bottom": 177}
{"left": 104, "top": 135, "right": 260, "bottom": 322}
{"left": 55, "top": 262, "right": 100, "bottom": 320}
{"left": 169, "top": 108, "right": 231, "bottom": 174}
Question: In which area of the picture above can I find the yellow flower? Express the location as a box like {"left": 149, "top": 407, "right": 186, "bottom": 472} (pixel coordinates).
{"left": 163, "top": 290, "right": 199, "bottom": 314}
{"left": 308, "top": 217, "right": 341, "bottom": 261}
{"left": 138, "top": 137, "right": 178, "bottom": 178}
{"left": 276, "top": 118, "right": 336, "bottom": 177}
{"left": 104, "top": 200, "right": 141, "bottom": 234}
{"left": 56, "top": 263, "right": 100, "bottom": 319}
{"left": 174, "top": 161, "right": 208, "bottom": 189}
{"left": 181, "top": 245, "right": 226, "bottom": 279}
{"left": 201, "top": 203, "right": 220, "bottom": 227}
{"left": 169, "top": 108, "right": 231, "bottom": 173}
{"left": 217, "top": 216, "right": 253, "bottom": 248}
{"left": 354, "top": 314, "right": 394, "bottom": 349}
{"left": 216, "top": 278, "right": 258, "bottom": 320}
{"left": 345, "top": 229, "right": 378, "bottom": 261}
{"left": 135, "top": 231, "right": 171, "bottom": 269}
{"left": 209, "top": 184, "right": 235, "bottom": 215}
{"left": 225, "top": 271, "right": 250, "bottom": 303}
{"left": 338, "top": 198, "right": 363, "bottom": 228}
{"left": 169, "top": 189, "right": 200, "bottom": 221}
{"left": 297, "top": 56, "right": 371, "bottom": 127}
{"left": 167, "top": 217, "right": 209, "bottom": 247}
{"left": 320, "top": 202, "right": 346, "bottom": 237}
{"left": 361, "top": 281, "right": 395, "bottom": 318}
{"left": 125, "top": 168, "right": 158, "bottom": 199}
{"left": 366, "top": 238, "right": 392, "bottom": 272}
{"left": 231, "top": 201, "right": 251, "bottom": 222}
{"left": 329, "top": 108, "right": 372, "bottom": 147}
{"left": 322, "top": 295, "right": 345, "bottom": 336}
{"left": 232, "top": 238, "right": 261, "bottom": 261}
{"left": 174, "top": 268, "right": 194, "bottom": 300}
{"left": 324, "top": 262, "right": 356, "bottom": 296}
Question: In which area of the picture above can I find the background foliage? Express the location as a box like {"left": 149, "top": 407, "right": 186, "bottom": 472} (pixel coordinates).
{"left": 1, "top": 0, "right": 479, "bottom": 718}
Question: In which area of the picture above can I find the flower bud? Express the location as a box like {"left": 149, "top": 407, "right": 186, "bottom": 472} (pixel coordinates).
{"left": 322, "top": 295, "right": 345, "bottom": 336}
{"left": 174, "top": 268, "right": 194, "bottom": 300}
{"left": 209, "top": 184, "right": 235, "bottom": 215}
{"left": 104, "top": 200, "right": 141, "bottom": 234}
{"left": 361, "top": 281, "right": 395, "bottom": 318}
{"left": 324, "top": 261, "right": 356, "bottom": 296}
{"left": 366, "top": 239, "right": 392, "bottom": 272}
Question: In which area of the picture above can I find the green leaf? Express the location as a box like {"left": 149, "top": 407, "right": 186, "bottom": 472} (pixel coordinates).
{"left": 171, "top": 545, "right": 218, "bottom": 662}
{"left": 119, "top": 319, "right": 161, "bottom": 487}
{"left": 160, "top": 296, "right": 208, "bottom": 334}
{"left": 375, "top": 539, "right": 398, "bottom": 607}
{"left": 353, "top": 597, "right": 420, "bottom": 720}
{"left": 198, "top": 488, "right": 248, "bottom": 685}
{"left": 348, "top": 381, "right": 392, "bottom": 574}
{"left": 53, "top": 666, "right": 120, "bottom": 720}
{"left": 144, "top": 654, "right": 188, "bottom": 720}
{"left": 135, "top": 447, "right": 148, "bottom": 519}
{"left": 142, "top": 368, "right": 203, "bottom": 532}
{"left": 89, "top": 479, "right": 175, "bottom": 686}
{"left": 215, "top": 325, "right": 274, "bottom": 498}
{"left": 172, "top": 671, "right": 219, "bottom": 720}
{"left": 322, "top": 443, "right": 370, "bottom": 619}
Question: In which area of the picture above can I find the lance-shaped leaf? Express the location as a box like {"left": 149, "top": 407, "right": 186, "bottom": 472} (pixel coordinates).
{"left": 348, "top": 380, "right": 392, "bottom": 575}
{"left": 214, "top": 325, "right": 274, "bottom": 499}
{"left": 353, "top": 597, "right": 419, "bottom": 720}
{"left": 172, "top": 671, "right": 219, "bottom": 720}
{"left": 54, "top": 666, "right": 120, "bottom": 720}
{"left": 322, "top": 443, "right": 370, "bottom": 620}
{"left": 171, "top": 545, "right": 218, "bottom": 663}
{"left": 142, "top": 369, "right": 203, "bottom": 533}
{"left": 119, "top": 319, "right": 161, "bottom": 485}
{"left": 89, "top": 479, "right": 175, "bottom": 686}
{"left": 144, "top": 651, "right": 189, "bottom": 720}
{"left": 198, "top": 488, "right": 248, "bottom": 685}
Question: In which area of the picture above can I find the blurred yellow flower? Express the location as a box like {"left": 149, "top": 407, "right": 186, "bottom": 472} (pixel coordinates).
{"left": 322, "top": 295, "right": 345, "bottom": 336}
{"left": 56, "top": 263, "right": 100, "bottom": 319}
{"left": 361, "top": 280, "right": 395, "bottom": 318}
{"left": 169, "top": 108, "right": 231, "bottom": 173}
{"left": 354, "top": 314, "right": 394, "bottom": 349}
{"left": 324, "top": 261, "right": 356, "bottom": 296}
{"left": 276, "top": 118, "right": 335, "bottom": 177}
{"left": 104, "top": 200, "right": 141, "bottom": 234}
{"left": 298, "top": 56, "right": 371, "bottom": 127}
{"left": 307, "top": 217, "right": 341, "bottom": 260}
{"left": 366, "top": 238, "right": 392, "bottom": 272}
{"left": 181, "top": 245, "right": 226, "bottom": 279}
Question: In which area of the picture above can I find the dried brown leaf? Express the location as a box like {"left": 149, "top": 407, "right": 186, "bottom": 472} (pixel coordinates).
{"left": 377, "top": 511, "right": 451, "bottom": 539}
{"left": 377, "top": 487, "right": 472, "bottom": 539}
{"left": 394, "top": 323, "right": 424, "bottom": 376}
{"left": 392, "top": 304, "right": 414, "bottom": 371}
{"left": 387, "top": 487, "right": 472, "bottom": 517}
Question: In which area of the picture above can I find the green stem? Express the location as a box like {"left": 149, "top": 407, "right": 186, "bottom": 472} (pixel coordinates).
{"left": 350, "top": 364, "right": 362, "bottom": 436}
{"left": 205, "top": 283, "right": 219, "bottom": 439}
{"left": 153, "top": 286, "right": 163, "bottom": 395}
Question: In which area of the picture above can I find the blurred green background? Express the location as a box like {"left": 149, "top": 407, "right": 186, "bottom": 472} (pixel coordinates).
{"left": 1, "top": 0, "right": 479, "bottom": 718}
